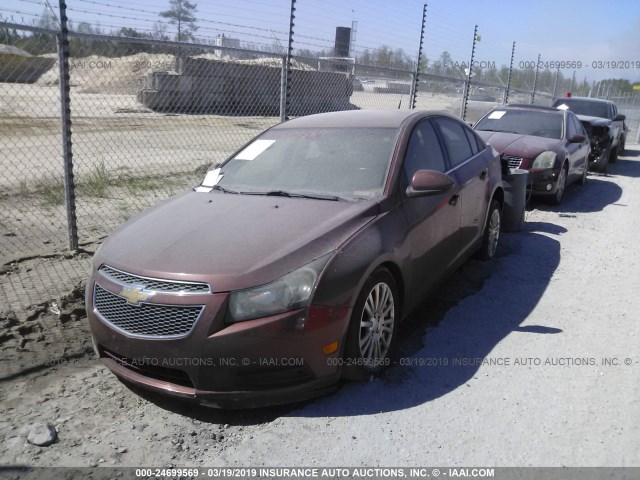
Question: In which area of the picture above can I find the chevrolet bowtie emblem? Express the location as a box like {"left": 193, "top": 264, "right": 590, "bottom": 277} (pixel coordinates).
{"left": 120, "top": 285, "right": 153, "bottom": 306}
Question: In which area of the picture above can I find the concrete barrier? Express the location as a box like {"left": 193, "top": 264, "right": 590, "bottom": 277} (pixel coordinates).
{"left": 138, "top": 57, "right": 354, "bottom": 115}
{"left": 502, "top": 168, "right": 529, "bottom": 232}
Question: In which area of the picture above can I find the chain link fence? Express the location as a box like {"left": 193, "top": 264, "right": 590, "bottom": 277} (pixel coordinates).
{"left": 1, "top": 2, "right": 639, "bottom": 321}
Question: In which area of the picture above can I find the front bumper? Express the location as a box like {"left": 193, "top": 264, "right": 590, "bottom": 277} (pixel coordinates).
{"left": 525, "top": 168, "right": 562, "bottom": 196}
{"left": 86, "top": 270, "right": 350, "bottom": 408}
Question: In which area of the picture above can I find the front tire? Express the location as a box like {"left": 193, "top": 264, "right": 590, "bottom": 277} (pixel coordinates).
{"left": 593, "top": 144, "right": 610, "bottom": 173}
{"left": 344, "top": 268, "right": 399, "bottom": 379}
{"left": 578, "top": 158, "right": 588, "bottom": 186}
{"left": 618, "top": 136, "right": 626, "bottom": 158}
{"left": 476, "top": 199, "right": 501, "bottom": 260}
{"left": 609, "top": 143, "right": 618, "bottom": 163}
{"left": 552, "top": 164, "right": 568, "bottom": 205}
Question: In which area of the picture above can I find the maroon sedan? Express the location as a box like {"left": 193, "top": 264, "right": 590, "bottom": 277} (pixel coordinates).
{"left": 86, "top": 110, "right": 504, "bottom": 408}
{"left": 474, "top": 104, "right": 591, "bottom": 204}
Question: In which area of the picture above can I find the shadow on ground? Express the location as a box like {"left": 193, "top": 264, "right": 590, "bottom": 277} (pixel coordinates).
{"left": 609, "top": 158, "right": 640, "bottom": 177}
{"left": 295, "top": 223, "right": 561, "bottom": 416}
{"left": 529, "top": 176, "right": 622, "bottom": 213}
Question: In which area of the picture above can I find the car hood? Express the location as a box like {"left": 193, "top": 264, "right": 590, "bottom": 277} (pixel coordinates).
{"left": 477, "top": 131, "right": 560, "bottom": 159}
{"left": 94, "top": 191, "right": 379, "bottom": 292}
{"left": 575, "top": 114, "right": 611, "bottom": 127}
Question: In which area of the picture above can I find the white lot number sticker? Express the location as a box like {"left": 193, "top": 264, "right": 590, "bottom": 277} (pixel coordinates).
{"left": 202, "top": 168, "right": 222, "bottom": 187}
{"left": 556, "top": 104, "right": 569, "bottom": 110}
{"left": 235, "top": 139, "right": 276, "bottom": 161}
{"left": 488, "top": 110, "right": 506, "bottom": 119}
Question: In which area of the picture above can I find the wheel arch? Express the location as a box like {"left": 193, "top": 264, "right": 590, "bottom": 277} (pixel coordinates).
{"left": 377, "top": 261, "right": 405, "bottom": 318}
{"left": 491, "top": 184, "right": 504, "bottom": 210}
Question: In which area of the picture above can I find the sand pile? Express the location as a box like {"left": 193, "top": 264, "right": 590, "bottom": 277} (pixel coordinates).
{"left": 35, "top": 52, "right": 316, "bottom": 94}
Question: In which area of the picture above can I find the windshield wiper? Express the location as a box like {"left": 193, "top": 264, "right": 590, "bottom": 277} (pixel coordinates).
{"left": 211, "top": 185, "right": 239, "bottom": 194}
{"left": 241, "top": 190, "right": 343, "bottom": 201}
{"left": 479, "top": 128, "right": 519, "bottom": 134}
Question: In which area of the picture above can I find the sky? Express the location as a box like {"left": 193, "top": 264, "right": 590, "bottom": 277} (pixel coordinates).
{"left": 2, "top": 0, "right": 639, "bottom": 83}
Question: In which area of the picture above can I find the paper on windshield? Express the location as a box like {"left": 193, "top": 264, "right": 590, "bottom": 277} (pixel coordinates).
{"left": 488, "top": 111, "right": 506, "bottom": 119}
{"left": 556, "top": 104, "right": 569, "bottom": 110}
{"left": 234, "top": 139, "right": 276, "bottom": 160}
{"left": 202, "top": 168, "right": 222, "bottom": 187}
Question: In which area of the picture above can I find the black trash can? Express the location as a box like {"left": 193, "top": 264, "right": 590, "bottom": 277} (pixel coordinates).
{"left": 502, "top": 168, "right": 529, "bottom": 232}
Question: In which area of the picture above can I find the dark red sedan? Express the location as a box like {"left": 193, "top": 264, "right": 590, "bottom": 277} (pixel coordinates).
{"left": 474, "top": 104, "right": 591, "bottom": 204}
{"left": 86, "top": 110, "right": 504, "bottom": 407}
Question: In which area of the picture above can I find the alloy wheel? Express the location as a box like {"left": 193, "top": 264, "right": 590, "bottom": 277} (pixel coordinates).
{"left": 359, "top": 282, "right": 395, "bottom": 362}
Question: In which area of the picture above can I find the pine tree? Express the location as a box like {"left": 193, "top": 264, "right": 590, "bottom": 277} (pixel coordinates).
{"left": 159, "top": 0, "right": 198, "bottom": 43}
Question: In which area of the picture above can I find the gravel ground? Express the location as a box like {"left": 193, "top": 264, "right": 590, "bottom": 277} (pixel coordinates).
{"left": 0, "top": 150, "right": 638, "bottom": 470}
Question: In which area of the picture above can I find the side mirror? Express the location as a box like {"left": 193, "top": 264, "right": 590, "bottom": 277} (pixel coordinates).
{"left": 406, "top": 170, "right": 455, "bottom": 197}
{"left": 614, "top": 114, "right": 626, "bottom": 122}
{"left": 569, "top": 134, "right": 586, "bottom": 143}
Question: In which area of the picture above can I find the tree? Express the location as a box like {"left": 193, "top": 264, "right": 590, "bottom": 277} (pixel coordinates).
{"left": 438, "top": 51, "right": 452, "bottom": 74}
{"left": 159, "top": 0, "right": 198, "bottom": 43}
{"left": 151, "top": 21, "right": 170, "bottom": 41}
{"left": 36, "top": 8, "right": 57, "bottom": 31}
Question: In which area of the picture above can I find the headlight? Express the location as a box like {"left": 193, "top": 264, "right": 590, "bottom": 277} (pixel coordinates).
{"left": 532, "top": 151, "right": 557, "bottom": 169}
{"left": 228, "top": 252, "right": 334, "bottom": 322}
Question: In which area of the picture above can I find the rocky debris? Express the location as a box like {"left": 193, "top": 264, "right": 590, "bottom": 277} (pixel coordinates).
{"left": 26, "top": 423, "right": 57, "bottom": 447}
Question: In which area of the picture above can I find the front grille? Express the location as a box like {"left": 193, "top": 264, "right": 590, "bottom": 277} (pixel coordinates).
{"left": 94, "top": 284, "right": 203, "bottom": 338}
{"left": 99, "top": 265, "right": 210, "bottom": 293}
{"left": 503, "top": 156, "right": 523, "bottom": 169}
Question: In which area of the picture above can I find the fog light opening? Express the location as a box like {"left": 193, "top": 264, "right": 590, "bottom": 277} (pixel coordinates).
{"left": 322, "top": 341, "right": 339, "bottom": 355}
{"left": 546, "top": 183, "right": 552, "bottom": 191}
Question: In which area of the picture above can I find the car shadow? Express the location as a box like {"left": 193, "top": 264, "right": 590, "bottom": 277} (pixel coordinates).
{"left": 609, "top": 158, "right": 640, "bottom": 177}
{"left": 530, "top": 177, "right": 622, "bottom": 213}
{"left": 133, "top": 223, "right": 561, "bottom": 421}
{"left": 290, "top": 222, "right": 562, "bottom": 416}
{"left": 619, "top": 148, "right": 639, "bottom": 158}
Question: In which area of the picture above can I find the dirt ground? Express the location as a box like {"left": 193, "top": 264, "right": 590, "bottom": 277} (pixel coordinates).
{"left": 0, "top": 149, "right": 638, "bottom": 469}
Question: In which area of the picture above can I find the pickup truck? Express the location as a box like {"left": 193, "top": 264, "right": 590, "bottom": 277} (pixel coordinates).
{"left": 552, "top": 96, "right": 628, "bottom": 172}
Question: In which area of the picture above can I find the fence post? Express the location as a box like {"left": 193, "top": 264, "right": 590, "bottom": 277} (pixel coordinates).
{"left": 280, "top": 0, "right": 296, "bottom": 121}
{"left": 551, "top": 66, "right": 560, "bottom": 102}
{"left": 503, "top": 41, "right": 515, "bottom": 105}
{"left": 57, "top": 0, "right": 78, "bottom": 251}
{"left": 279, "top": 56, "right": 287, "bottom": 121}
{"left": 410, "top": 3, "right": 427, "bottom": 110}
{"left": 459, "top": 25, "right": 478, "bottom": 121}
{"left": 530, "top": 53, "right": 540, "bottom": 104}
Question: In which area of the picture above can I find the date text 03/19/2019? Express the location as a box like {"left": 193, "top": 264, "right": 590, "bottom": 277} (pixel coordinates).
{"left": 518, "top": 60, "right": 639, "bottom": 70}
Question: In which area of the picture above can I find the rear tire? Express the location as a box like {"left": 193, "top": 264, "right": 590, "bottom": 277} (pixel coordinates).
{"left": 343, "top": 268, "right": 399, "bottom": 380}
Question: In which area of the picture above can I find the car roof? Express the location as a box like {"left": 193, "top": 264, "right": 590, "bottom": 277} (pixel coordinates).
{"left": 502, "top": 104, "right": 565, "bottom": 114}
{"left": 274, "top": 109, "right": 455, "bottom": 129}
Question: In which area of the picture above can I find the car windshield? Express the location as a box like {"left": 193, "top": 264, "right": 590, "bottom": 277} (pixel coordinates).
{"left": 210, "top": 127, "right": 399, "bottom": 200}
{"left": 475, "top": 110, "right": 563, "bottom": 139}
{"left": 553, "top": 99, "right": 610, "bottom": 118}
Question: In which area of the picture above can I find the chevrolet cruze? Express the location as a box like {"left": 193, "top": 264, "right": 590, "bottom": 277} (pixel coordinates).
{"left": 86, "top": 110, "right": 504, "bottom": 408}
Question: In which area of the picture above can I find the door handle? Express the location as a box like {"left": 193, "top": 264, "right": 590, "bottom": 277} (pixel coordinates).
{"left": 449, "top": 194, "right": 460, "bottom": 206}
{"left": 480, "top": 169, "right": 488, "bottom": 180}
